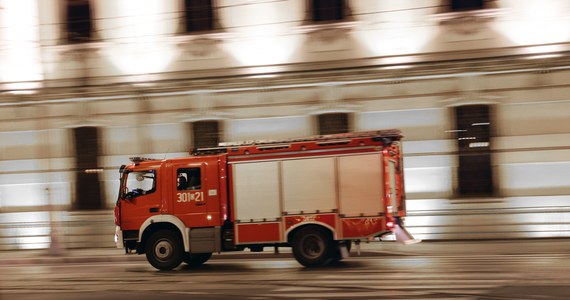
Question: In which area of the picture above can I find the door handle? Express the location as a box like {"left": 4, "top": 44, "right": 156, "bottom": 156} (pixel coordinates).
{"left": 149, "top": 207, "right": 159, "bottom": 213}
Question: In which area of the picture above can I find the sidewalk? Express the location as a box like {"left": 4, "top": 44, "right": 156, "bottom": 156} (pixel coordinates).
{"left": 1, "top": 239, "right": 569, "bottom": 266}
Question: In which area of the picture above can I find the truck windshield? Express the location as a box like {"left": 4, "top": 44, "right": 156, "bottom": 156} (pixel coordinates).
{"left": 124, "top": 170, "right": 156, "bottom": 198}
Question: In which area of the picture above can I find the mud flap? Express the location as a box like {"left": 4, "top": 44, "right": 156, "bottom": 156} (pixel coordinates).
{"left": 393, "top": 224, "right": 421, "bottom": 244}
{"left": 339, "top": 243, "right": 350, "bottom": 259}
{"left": 114, "top": 226, "right": 123, "bottom": 249}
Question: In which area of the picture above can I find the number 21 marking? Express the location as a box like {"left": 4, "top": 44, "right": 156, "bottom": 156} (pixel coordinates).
{"left": 176, "top": 192, "right": 204, "bottom": 203}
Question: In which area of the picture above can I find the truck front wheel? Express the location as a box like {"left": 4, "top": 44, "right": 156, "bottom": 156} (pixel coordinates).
{"left": 292, "top": 226, "right": 334, "bottom": 267}
{"left": 183, "top": 252, "right": 212, "bottom": 267}
{"left": 145, "top": 230, "right": 183, "bottom": 271}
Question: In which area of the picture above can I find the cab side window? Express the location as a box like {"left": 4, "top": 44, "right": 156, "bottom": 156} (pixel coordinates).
{"left": 177, "top": 168, "right": 201, "bottom": 190}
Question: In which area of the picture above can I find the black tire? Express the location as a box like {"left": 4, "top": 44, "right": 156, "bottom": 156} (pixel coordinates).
{"left": 145, "top": 230, "right": 183, "bottom": 271}
{"left": 292, "top": 226, "right": 335, "bottom": 267}
{"left": 182, "top": 252, "right": 212, "bottom": 267}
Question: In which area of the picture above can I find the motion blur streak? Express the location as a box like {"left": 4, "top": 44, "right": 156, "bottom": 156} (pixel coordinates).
{"left": 1, "top": 0, "right": 570, "bottom": 251}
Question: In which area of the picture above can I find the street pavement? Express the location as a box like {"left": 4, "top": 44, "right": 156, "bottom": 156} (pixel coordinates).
{"left": 2, "top": 238, "right": 569, "bottom": 266}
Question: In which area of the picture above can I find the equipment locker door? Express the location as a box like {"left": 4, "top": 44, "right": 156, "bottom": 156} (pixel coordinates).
{"left": 170, "top": 157, "right": 221, "bottom": 228}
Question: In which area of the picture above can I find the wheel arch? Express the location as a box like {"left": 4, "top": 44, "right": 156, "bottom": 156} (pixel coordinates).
{"left": 139, "top": 215, "right": 189, "bottom": 252}
{"left": 286, "top": 222, "right": 336, "bottom": 244}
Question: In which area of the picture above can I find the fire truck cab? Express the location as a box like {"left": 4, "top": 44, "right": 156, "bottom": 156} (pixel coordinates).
{"left": 114, "top": 130, "right": 418, "bottom": 270}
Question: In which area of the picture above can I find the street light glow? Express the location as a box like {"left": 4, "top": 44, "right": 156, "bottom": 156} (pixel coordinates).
{"left": 0, "top": 0, "right": 43, "bottom": 90}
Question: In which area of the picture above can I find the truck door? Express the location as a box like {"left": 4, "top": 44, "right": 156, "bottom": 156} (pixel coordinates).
{"left": 171, "top": 157, "right": 221, "bottom": 228}
{"left": 120, "top": 168, "right": 161, "bottom": 230}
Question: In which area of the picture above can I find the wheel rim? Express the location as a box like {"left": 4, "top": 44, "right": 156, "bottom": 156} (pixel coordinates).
{"left": 154, "top": 240, "right": 173, "bottom": 261}
{"left": 301, "top": 234, "right": 324, "bottom": 259}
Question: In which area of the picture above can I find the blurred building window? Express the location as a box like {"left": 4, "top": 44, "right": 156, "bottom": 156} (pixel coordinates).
{"left": 185, "top": 0, "right": 214, "bottom": 32}
{"left": 73, "top": 126, "right": 103, "bottom": 209}
{"left": 311, "top": 0, "right": 345, "bottom": 22}
{"left": 454, "top": 105, "right": 494, "bottom": 197}
{"left": 317, "top": 112, "right": 350, "bottom": 135}
{"left": 65, "top": 0, "right": 93, "bottom": 43}
{"left": 192, "top": 120, "right": 220, "bottom": 149}
{"left": 450, "top": 0, "right": 485, "bottom": 11}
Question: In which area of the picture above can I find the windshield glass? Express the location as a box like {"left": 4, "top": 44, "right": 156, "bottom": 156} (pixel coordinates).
{"left": 124, "top": 170, "right": 156, "bottom": 197}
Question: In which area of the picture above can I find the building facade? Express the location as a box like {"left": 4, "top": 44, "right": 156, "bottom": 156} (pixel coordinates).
{"left": 1, "top": 0, "right": 570, "bottom": 249}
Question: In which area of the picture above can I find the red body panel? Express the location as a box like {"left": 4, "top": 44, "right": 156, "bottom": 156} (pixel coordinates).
{"left": 236, "top": 222, "right": 281, "bottom": 244}
{"left": 341, "top": 217, "right": 386, "bottom": 239}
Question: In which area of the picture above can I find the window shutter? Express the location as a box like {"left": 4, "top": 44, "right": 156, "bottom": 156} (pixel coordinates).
{"left": 318, "top": 113, "right": 349, "bottom": 135}
{"left": 185, "top": 0, "right": 214, "bottom": 32}
{"left": 192, "top": 120, "right": 220, "bottom": 149}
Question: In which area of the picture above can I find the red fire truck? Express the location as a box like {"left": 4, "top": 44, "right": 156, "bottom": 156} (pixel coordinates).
{"left": 114, "top": 130, "right": 418, "bottom": 270}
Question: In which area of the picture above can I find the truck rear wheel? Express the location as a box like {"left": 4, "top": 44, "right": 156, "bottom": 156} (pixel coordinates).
{"left": 333, "top": 240, "right": 352, "bottom": 262}
{"left": 183, "top": 252, "right": 212, "bottom": 267}
{"left": 145, "top": 230, "right": 183, "bottom": 271}
{"left": 292, "top": 226, "right": 334, "bottom": 267}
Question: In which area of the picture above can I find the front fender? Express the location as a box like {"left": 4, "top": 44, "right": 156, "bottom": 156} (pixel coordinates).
{"left": 139, "top": 215, "right": 190, "bottom": 252}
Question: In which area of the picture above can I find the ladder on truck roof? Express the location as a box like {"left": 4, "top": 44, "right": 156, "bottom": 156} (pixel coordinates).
{"left": 191, "top": 129, "right": 402, "bottom": 156}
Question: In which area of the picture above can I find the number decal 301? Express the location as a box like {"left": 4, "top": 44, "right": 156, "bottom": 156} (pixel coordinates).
{"left": 177, "top": 192, "right": 204, "bottom": 203}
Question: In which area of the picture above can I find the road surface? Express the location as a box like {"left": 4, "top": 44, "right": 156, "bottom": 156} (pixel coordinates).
{"left": 2, "top": 253, "right": 570, "bottom": 299}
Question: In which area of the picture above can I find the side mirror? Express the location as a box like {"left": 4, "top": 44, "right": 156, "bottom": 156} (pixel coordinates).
{"left": 122, "top": 187, "right": 131, "bottom": 200}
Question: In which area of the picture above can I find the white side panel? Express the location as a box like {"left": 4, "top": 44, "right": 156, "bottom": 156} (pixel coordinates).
{"left": 282, "top": 157, "right": 336, "bottom": 213}
{"left": 233, "top": 161, "right": 281, "bottom": 221}
{"left": 338, "top": 154, "right": 384, "bottom": 216}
